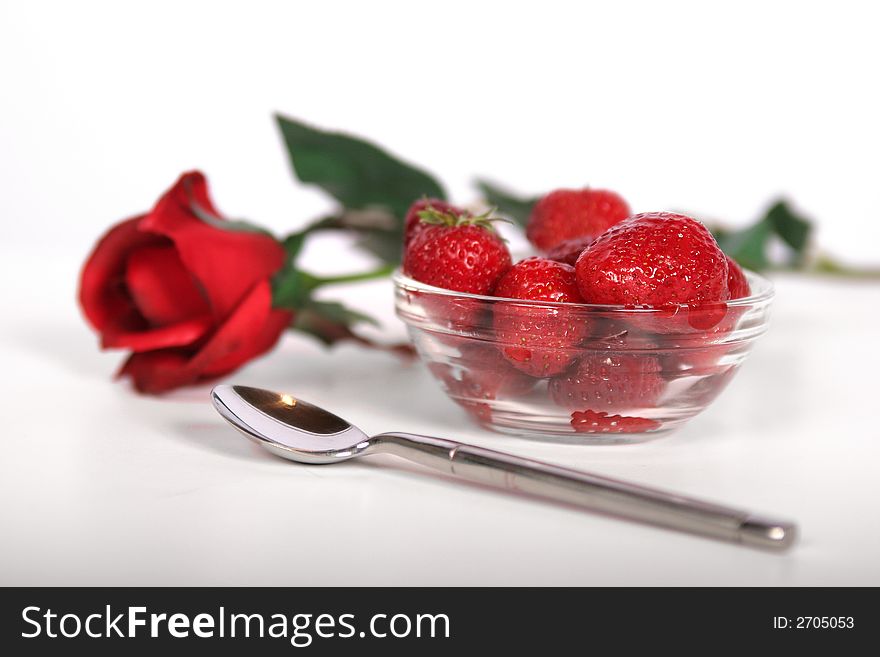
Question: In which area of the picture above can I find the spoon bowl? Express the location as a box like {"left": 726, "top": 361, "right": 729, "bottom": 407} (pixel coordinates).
{"left": 211, "top": 385, "right": 371, "bottom": 464}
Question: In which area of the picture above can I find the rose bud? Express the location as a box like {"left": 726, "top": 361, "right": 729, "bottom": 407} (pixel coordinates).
{"left": 79, "top": 171, "right": 292, "bottom": 393}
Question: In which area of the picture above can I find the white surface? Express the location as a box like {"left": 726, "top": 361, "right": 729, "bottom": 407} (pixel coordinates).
{"left": 1, "top": 245, "right": 879, "bottom": 585}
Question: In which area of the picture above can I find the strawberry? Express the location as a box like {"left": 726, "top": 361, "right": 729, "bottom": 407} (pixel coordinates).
{"left": 662, "top": 344, "right": 726, "bottom": 378}
{"left": 662, "top": 256, "right": 750, "bottom": 375}
{"left": 403, "top": 206, "right": 511, "bottom": 295}
{"left": 403, "top": 198, "right": 462, "bottom": 247}
{"left": 439, "top": 341, "right": 537, "bottom": 399}
{"left": 575, "top": 212, "right": 729, "bottom": 307}
{"left": 428, "top": 341, "right": 536, "bottom": 423}
{"left": 549, "top": 332, "right": 665, "bottom": 412}
{"left": 570, "top": 410, "right": 660, "bottom": 434}
{"left": 546, "top": 235, "right": 596, "bottom": 266}
{"left": 526, "top": 188, "right": 630, "bottom": 251}
{"left": 726, "top": 255, "right": 750, "bottom": 299}
{"left": 494, "top": 257, "right": 585, "bottom": 304}
{"left": 492, "top": 257, "right": 589, "bottom": 377}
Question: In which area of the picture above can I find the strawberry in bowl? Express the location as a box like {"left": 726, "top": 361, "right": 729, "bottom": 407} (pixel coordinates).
{"left": 395, "top": 196, "right": 772, "bottom": 440}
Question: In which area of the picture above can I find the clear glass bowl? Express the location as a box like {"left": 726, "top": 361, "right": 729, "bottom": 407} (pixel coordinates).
{"left": 393, "top": 270, "right": 773, "bottom": 442}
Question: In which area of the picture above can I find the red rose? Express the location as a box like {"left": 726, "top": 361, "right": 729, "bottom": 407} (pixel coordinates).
{"left": 79, "top": 171, "right": 292, "bottom": 393}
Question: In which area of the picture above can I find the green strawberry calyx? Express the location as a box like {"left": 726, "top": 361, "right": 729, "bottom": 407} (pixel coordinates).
{"left": 416, "top": 205, "right": 508, "bottom": 235}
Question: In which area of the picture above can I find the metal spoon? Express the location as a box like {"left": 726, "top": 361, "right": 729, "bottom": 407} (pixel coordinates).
{"left": 211, "top": 384, "right": 796, "bottom": 550}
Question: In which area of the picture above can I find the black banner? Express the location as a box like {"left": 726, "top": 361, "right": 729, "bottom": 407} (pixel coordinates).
{"left": 0, "top": 587, "right": 873, "bottom": 654}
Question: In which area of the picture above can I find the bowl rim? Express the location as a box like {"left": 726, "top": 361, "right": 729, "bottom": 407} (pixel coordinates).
{"left": 392, "top": 268, "right": 774, "bottom": 312}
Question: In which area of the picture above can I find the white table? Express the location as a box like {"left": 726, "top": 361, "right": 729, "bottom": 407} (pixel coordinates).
{"left": 2, "top": 246, "right": 878, "bottom": 585}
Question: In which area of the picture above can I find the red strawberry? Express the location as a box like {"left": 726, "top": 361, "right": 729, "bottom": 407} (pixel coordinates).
{"left": 526, "top": 188, "right": 630, "bottom": 251}
{"left": 546, "top": 235, "right": 596, "bottom": 266}
{"left": 726, "top": 255, "right": 750, "bottom": 299}
{"left": 403, "top": 207, "right": 511, "bottom": 295}
{"left": 575, "top": 212, "right": 729, "bottom": 307}
{"left": 403, "top": 198, "right": 462, "bottom": 246}
{"left": 663, "top": 256, "right": 750, "bottom": 375}
{"left": 570, "top": 410, "right": 660, "bottom": 434}
{"left": 492, "top": 257, "right": 589, "bottom": 377}
{"left": 494, "top": 257, "right": 584, "bottom": 304}
{"left": 549, "top": 332, "right": 665, "bottom": 412}
{"left": 427, "top": 359, "right": 498, "bottom": 424}
{"left": 428, "top": 342, "right": 536, "bottom": 423}
{"left": 662, "top": 343, "right": 726, "bottom": 378}
{"left": 445, "top": 342, "right": 537, "bottom": 398}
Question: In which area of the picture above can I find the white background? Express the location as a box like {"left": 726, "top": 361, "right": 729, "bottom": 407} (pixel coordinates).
{"left": 1, "top": 0, "right": 879, "bottom": 585}
{"left": 3, "top": 0, "right": 880, "bottom": 260}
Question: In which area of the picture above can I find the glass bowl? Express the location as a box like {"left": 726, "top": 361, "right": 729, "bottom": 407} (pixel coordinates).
{"left": 393, "top": 270, "right": 773, "bottom": 442}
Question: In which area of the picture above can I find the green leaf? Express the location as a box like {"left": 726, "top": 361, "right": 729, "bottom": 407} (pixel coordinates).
{"left": 301, "top": 300, "right": 378, "bottom": 330}
{"left": 712, "top": 218, "right": 773, "bottom": 271}
{"left": 292, "top": 298, "right": 414, "bottom": 356}
{"left": 475, "top": 179, "right": 540, "bottom": 228}
{"left": 764, "top": 200, "right": 812, "bottom": 265}
{"left": 271, "top": 266, "right": 321, "bottom": 309}
{"left": 275, "top": 114, "right": 446, "bottom": 221}
{"left": 282, "top": 230, "right": 308, "bottom": 262}
{"left": 293, "top": 300, "right": 382, "bottom": 348}
{"left": 710, "top": 200, "right": 815, "bottom": 272}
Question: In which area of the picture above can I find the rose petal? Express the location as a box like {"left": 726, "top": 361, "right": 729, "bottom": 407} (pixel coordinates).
{"left": 188, "top": 280, "right": 291, "bottom": 377}
{"left": 118, "top": 350, "right": 196, "bottom": 394}
{"left": 139, "top": 172, "right": 286, "bottom": 319}
{"left": 119, "top": 281, "right": 291, "bottom": 393}
{"left": 125, "top": 245, "right": 210, "bottom": 326}
{"left": 79, "top": 215, "right": 165, "bottom": 333}
{"left": 102, "top": 315, "right": 214, "bottom": 352}
{"left": 199, "top": 308, "right": 292, "bottom": 377}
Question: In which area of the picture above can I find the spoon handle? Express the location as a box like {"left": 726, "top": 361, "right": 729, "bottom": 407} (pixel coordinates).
{"left": 373, "top": 432, "right": 795, "bottom": 550}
